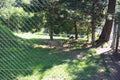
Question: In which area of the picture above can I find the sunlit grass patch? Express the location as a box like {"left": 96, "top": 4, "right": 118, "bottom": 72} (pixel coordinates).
{"left": 41, "top": 64, "right": 72, "bottom": 80}
{"left": 1, "top": 44, "right": 108, "bottom": 80}
{"left": 14, "top": 32, "right": 50, "bottom": 39}
{"left": 14, "top": 32, "right": 67, "bottom": 39}
{"left": 17, "top": 72, "right": 41, "bottom": 80}
{"left": 1, "top": 26, "right": 109, "bottom": 80}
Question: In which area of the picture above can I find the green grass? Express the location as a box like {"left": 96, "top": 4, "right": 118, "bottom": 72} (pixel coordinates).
{"left": 0, "top": 25, "right": 109, "bottom": 80}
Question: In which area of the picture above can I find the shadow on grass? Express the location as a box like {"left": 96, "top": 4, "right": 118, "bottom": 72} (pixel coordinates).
{"left": 0, "top": 36, "right": 76, "bottom": 80}
{"left": 100, "top": 54, "right": 111, "bottom": 76}
{"left": 64, "top": 48, "right": 112, "bottom": 80}
{"left": 0, "top": 26, "right": 111, "bottom": 80}
{"left": 100, "top": 52, "right": 120, "bottom": 80}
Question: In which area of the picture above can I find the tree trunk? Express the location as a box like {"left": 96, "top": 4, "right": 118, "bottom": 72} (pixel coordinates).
{"left": 91, "top": 1, "right": 96, "bottom": 47}
{"left": 115, "top": 23, "right": 120, "bottom": 53}
{"left": 74, "top": 20, "right": 78, "bottom": 40}
{"left": 87, "top": 25, "right": 90, "bottom": 42}
{"left": 96, "top": 0, "right": 116, "bottom": 44}
{"left": 91, "top": 23, "right": 95, "bottom": 47}
{"left": 49, "top": 25, "right": 53, "bottom": 40}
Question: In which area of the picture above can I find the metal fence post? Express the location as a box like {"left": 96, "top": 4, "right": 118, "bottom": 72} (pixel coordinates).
{"left": 115, "top": 20, "right": 120, "bottom": 53}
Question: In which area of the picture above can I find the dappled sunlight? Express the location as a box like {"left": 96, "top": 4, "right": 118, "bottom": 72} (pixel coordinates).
{"left": 17, "top": 74, "right": 40, "bottom": 80}
{"left": 96, "top": 47, "right": 112, "bottom": 54}
{"left": 65, "top": 53, "right": 108, "bottom": 80}
{"left": 41, "top": 64, "right": 72, "bottom": 80}
{"left": 98, "top": 68, "right": 106, "bottom": 73}
{"left": 1, "top": 37, "right": 109, "bottom": 80}
{"left": 16, "top": 64, "right": 73, "bottom": 80}
{"left": 32, "top": 43, "right": 49, "bottom": 48}
{"left": 0, "top": 0, "right": 118, "bottom": 79}
{"left": 0, "top": 26, "right": 110, "bottom": 80}
{"left": 14, "top": 32, "right": 67, "bottom": 39}
{"left": 14, "top": 32, "right": 50, "bottom": 39}
{"left": 62, "top": 48, "right": 71, "bottom": 52}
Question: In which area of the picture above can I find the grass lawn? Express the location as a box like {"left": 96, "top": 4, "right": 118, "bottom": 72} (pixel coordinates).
{"left": 0, "top": 27, "right": 110, "bottom": 80}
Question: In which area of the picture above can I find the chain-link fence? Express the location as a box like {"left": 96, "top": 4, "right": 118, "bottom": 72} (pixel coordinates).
{"left": 0, "top": 0, "right": 111, "bottom": 80}
{"left": 0, "top": 1, "right": 74, "bottom": 80}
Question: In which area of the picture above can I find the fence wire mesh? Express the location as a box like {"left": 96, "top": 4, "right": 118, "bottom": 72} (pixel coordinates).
{"left": 0, "top": 1, "right": 77, "bottom": 80}
{"left": 1, "top": 0, "right": 120, "bottom": 80}
{"left": 0, "top": 1, "right": 52, "bottom": 80}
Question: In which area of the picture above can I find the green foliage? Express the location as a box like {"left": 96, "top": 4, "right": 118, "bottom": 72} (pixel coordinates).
{"left": 0, "top": 7, "right": 29, "bottom": 30}
{"left": 0, "top": 6, "right": 45, "bottom": 32}
{"left": 0, "top": 0, "right": 109, "bottom": 41}
{"left": 20, "top": 13, "right": 44, "bottom": 32}
{"left": 0, "top": 0, "right": 15, "bottom": 8}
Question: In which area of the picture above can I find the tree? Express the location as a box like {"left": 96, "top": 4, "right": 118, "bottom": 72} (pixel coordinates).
{"left": 96, "top": 0, "right": 116, "bottom": 44}
{"left": 62, "top": 0, "right": 90, "bottom": 40}
{"left": 19, "top": 0, "right": 68, "bottom": 40}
